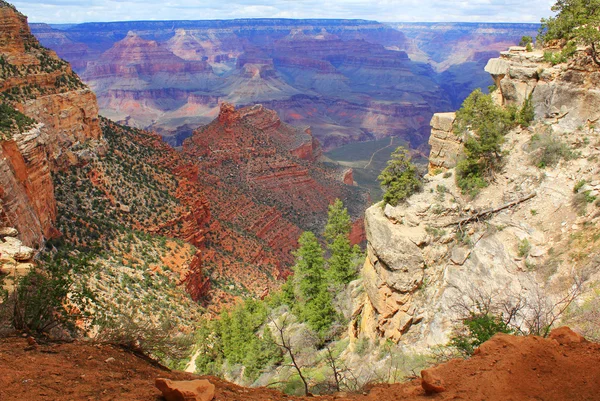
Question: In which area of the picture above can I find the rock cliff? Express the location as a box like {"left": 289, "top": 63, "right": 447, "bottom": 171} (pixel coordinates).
{"left": 356, "top": 47, "right": 600, "bottom": 347}
{"left": 0, "top": 1, "right": 101, "bottom": 247}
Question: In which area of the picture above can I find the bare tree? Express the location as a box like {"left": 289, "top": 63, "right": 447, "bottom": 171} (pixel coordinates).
{"left": 448, "top": 269, "right": 586, "bottom": 340}
{"left": 270, "top": 315, "right": 312, "bottom": 396}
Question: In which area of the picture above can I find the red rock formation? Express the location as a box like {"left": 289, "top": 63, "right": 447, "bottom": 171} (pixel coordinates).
{"left": 180, "top": 103, "right": 368, "bottom": 297}
{"left": 0, "top": 2, "right": 101, "bottom": 247}
{"left": 342, "top": 168, "right": 354, "bottom": 185}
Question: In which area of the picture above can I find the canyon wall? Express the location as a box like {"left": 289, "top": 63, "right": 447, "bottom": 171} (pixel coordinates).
{"left": 1, "top": 2, "right": 368, "bottom": 306}
{"left": 0, "top": 1, "right": 101, "bottom": 247}
{"left": 29, "top": 20, "right": 534, "bottom": 152}
{"left": 355, "top": 47, "right": 600, "bottom": 348}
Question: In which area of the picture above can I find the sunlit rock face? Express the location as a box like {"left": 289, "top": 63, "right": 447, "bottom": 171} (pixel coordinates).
{"left": 0, "top": 2, "right": 101, "bottom": 247}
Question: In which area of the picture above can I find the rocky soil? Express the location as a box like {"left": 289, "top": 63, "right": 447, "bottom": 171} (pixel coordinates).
{"left": 1, "top": 327, "right": 598, "bottom": 400}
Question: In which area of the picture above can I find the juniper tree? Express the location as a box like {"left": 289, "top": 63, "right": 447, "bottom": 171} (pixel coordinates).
{"left": 378, "top": 147, "right": 422, "bottom": 206}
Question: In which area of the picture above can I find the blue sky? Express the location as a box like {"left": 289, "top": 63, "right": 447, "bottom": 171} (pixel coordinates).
{"left": 13, "top": 0, "right": 555, "bottom": 24}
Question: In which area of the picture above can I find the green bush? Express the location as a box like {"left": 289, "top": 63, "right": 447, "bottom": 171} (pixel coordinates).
{"left": 450, "top": 313, "right": 513, "bottom": 356}
{"left": 454, "top": 89, "right": 517, "bottom": 196}
{"left": 516, "top": 95, "right": 535, "bottom": 127}
{"left": 0, "top": 103, "right": 36, "bottom": 139}
{"left": 378, "top": 147, "right": 422, "bottom": 206}
{"left": 517, "top": 238, "right": 531, "bottom": 257}
{"left": 6, "top": 252, "right": 95, "bottom": 335}
{"left": 519, "top": 36, "right": 533, "bottom": 47}
{"left": 543, "top": 41, "right": 577, "bottom": 65}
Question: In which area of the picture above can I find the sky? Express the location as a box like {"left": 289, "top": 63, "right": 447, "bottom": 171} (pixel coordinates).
{"left": 13, "top": 0, "right": 555, "bottom": 24}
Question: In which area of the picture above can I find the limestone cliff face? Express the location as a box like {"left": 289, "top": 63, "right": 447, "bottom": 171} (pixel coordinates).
{"left": 356, "top": 47, "right": 600, "bottom": 348}
{"left": 427, "top": 112, "right": 460, "bottom": 174}
{"left": 0, "top": 1, "right": 101, "bottom": 247}
{"left": 485, "top": 47, "right": 600, "bottom": 131}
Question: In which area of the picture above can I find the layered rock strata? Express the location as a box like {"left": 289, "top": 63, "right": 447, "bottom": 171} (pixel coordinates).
{"left": 427, "top": 112, "right": 460, "bottom": 174}
{"left": 0, "top": 2, "right": 101, "bottom": 247}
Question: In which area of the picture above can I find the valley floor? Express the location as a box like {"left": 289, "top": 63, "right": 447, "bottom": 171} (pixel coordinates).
{"left": 0, "top": 329, "right": 599, "bottom": 400}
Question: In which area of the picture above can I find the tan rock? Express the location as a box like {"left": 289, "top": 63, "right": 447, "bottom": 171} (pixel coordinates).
{"left": 428, "top": 112, "right": 461, "bottom": 174}
{"left": 430, "top": 112, "right": 456, "bottom": 132}
{"left": 155, "top": 378, "right": 215, "bottom": 401}
{"left": 0, "top": 227, "right": 18, "bottom": 237}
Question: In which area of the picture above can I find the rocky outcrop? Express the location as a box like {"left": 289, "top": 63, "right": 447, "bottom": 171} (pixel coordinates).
{"left": 356, "top": 46, "right": 600, "bottom": 348}
{"left": 0, "top": 2, "right": 101, "bottom": 247}
{"left": 486, "top": 47, "right": 600, "bottom": 133}
{"left": 427, "top": 112, "right": 460, "bottom": 174}
{"left": 0, "top": 225, "right": 34, "bottom": 292}
{"left": 185, "top": 102, "right": 367, "bottom": 253}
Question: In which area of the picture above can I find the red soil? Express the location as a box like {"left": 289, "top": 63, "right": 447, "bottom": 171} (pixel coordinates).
{"left": 1, "top": 328, "right": 599, "bottom": 401}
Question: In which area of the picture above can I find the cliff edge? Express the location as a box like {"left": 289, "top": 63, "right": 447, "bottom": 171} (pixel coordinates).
{"left": 356, "top": 46, "right": 600, "bottom": 347}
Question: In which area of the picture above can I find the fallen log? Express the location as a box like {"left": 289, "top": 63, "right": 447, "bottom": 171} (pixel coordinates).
{"left": 445, "top": 192, "right": 536, "bottom": 227}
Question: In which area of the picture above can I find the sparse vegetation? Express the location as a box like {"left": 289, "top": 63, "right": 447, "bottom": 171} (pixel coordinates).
{"left": 0, "top": 102, "right": 36, "bottom": 140}
{"left": 1, "top": 251, "right": 95, "bottom": 337}
{"left": 517, "top": 238, "right": 531, "bottom": 258}
{"left": 448, "top": 274, "right": 585, "bottom": 356}
{"left": 543, "top": 41, "right": 577, "bottom": 65}
{"left": 528, "top": 132, "right": 577, "bottom": 168}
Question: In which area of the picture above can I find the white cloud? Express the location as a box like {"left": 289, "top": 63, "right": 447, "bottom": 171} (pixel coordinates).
{"left": 11, "top": 0, "right": 555, "bottom": 24}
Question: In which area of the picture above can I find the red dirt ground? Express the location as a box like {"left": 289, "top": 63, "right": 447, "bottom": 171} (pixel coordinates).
{"left": 1, "top": 328, "right": 599, "bottom": 401}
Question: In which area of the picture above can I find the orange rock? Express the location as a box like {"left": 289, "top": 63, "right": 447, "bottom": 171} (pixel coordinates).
{"left": 549, "top": 327, "right": 586, "bottom": 345}
{"left": 421, "top": 368, "right": 446, "bottom": 394}
{"left": 155, "top": 378, "right": 215, "bottom": 401}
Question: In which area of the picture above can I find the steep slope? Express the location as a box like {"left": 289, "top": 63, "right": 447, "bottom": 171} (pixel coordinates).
{"left": 0, "top": 0, "right": 101, "bottom": 247}
{"left": 182, "top": 103, "right": 368, "bottom": 301}
{"left": 355, "top": 47, "right": 600, "bottom": 347}
{"left": 1, "top": 327, "right": 599, "bottom": 400}
{"left": 0, "top": 1, "right": 368, "bottom": 316}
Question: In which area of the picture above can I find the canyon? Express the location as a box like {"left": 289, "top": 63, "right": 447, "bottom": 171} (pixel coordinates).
{"left": 0, "top": 1, "right": 366, "bottom": 314}
{"left": 30, "top": 20, "right": 538, "bottom": 151}
{"left": 2, "top": 1, "right": 600, "bottom": 400}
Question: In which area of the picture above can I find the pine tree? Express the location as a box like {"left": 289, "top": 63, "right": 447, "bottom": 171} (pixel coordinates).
{"left": 293, "top": 231, "right": 326, "bottom": 302}
{"left": 327, "top": 234, "right": 356, "bottom": 285}
{"left": 324, "top": 199, "right": 352, "bottom": 245}
{"left": 302, "top": 287, "right": 338, "bottom": 338}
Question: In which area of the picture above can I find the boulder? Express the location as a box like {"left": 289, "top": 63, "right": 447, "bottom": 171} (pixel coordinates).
{"left": 155, "top": 378, "right": 215, "bottom": 401}
{"left": 0, "top": 227, "right": 18, "bottom": 237}
{"left": 485, "top": 58, "right": 510, "bottom": 77}
{"left": 421, "top": 369, "right": 446, "bottom": 393}
{"left": 430, "top": 112, "right": 456, "bottom": 132}
{"left": 2, "top": 237, "right": 35, "bottom": 261}
{"left": 549, "top": 327, "right": 586, "bottom": 345}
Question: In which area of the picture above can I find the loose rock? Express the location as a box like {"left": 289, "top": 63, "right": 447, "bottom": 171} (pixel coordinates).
{"left": 155, "top": 378, "right": 215, "bottom": 401}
